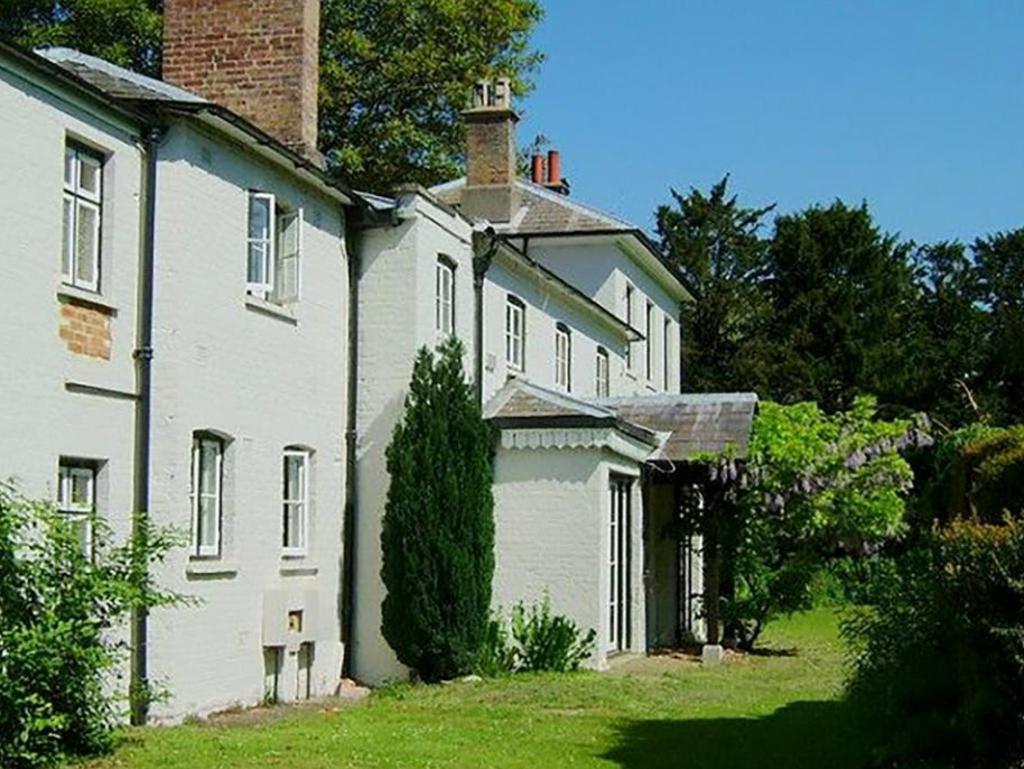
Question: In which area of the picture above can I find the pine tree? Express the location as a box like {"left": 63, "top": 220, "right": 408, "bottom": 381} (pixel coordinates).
{"left": 380, "top": 337, "right": 495, "bottom": 681}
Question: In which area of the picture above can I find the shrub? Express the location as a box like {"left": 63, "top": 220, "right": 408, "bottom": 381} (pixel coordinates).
{"left": 812, "top": 555, "right": 900, "bottom": 607}
{"left": 473, "top": 613, "right": 517, "bottom": 678}
{"left": 510, "top": 595, "right": 597, "bottom": 673}
{"left": 843, "top": 519, "right": 1024, "bottom": 768}
{"left": 381, "top": 338, "right": 495, "bottom": 682}
{"left": 0, "top": 483, "right": 182, "bottom": 769}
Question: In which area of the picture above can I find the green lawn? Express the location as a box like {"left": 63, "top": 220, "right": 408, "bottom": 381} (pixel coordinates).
{"left": 87, "top": 609, "right": 869, "bottom": 769}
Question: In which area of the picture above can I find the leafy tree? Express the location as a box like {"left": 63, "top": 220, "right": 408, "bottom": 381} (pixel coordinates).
{"left": 973, "top": 228, "right": 1024, "bottom": 425}
{"left": 656, "top": 176, "right": 775, "bottom": 393}
{"left": 0, "top": 0, "right": 544, "bottom": 191}
{"left": 690, "top": 397, "right": 923, "bottom": 649}
{"left": 0, "top": 483, "right": 184, "bottom": 769}
{"left": 381, "top": 338, "right": 495, "bottom": 682}
{"left": 764, "top": 201, "right": 918, "bottom": 412}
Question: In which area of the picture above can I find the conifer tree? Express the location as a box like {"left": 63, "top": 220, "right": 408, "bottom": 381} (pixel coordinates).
{"left": 380, "top": 337, "right": 495, "bottom": 681}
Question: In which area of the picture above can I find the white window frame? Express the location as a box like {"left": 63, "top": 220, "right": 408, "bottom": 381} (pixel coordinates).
{"left": 664, "top": 317, "right": 672, "bottom": 391}
{"left": 282, "top": 449, "right": 310, "bottom": 557}
{"left": 624, "top": 284, "right": 635, "bottom": 372}
{"left": 274, "top": 207, "right": 303, "bottom": 304}
{"left": 190, "top": 435, "right": 223, "bottom": 558}
{"left": 57, "top": 462, "right": 95, "bottom": 557}
{"left": 646, "top": 302, "right": 655, "bottom": 382}
{"left": 247, "top": 192, "right": 276, "bottom": 299}
{"left": 62, "top": 144, "right": 103, "bottom": 292}
{"left": 596, "top": 347, "right": 610, "bottom": 398}
{"left": 436, "top": 256, "right": 456, "bottom": 336}
{"left": 555, "top": 323, "right": 572, "bottom": 392}
{"left": 505, "top": 295, "right": 526, "bottom": 373}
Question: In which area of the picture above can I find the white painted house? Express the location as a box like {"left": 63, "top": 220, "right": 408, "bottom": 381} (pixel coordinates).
{"left": 0, "top": 0, "right": 756, "bottom": 720}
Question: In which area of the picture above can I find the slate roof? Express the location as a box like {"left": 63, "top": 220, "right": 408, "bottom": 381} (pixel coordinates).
{"left": 485, "top": 380, "right": 659, "bottom": 446}
{"left": 37, "top": 48, "right": 207, "bottom": 104}
{"left": 432, "top": 178, "right": 634, "bottom": 236}
{"left": 597, "top": 393, "right": 759, "bottom": 462}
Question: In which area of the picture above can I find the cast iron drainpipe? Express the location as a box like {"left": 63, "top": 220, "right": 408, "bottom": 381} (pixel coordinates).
{"left": 472, "top": 226, "right": 500, "bottom": 406}
{"left": 131, "top": 123, "right": 163, "bottom": 726}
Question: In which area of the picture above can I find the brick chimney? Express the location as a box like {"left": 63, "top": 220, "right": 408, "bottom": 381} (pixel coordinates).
{"left": 162, "top": 0, "right": 321, "bottom": 164}
{"left": 462, "top": 78, "right": 520, "bottom": 223}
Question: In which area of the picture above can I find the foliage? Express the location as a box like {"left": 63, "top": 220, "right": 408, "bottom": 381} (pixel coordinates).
{"left": 320, "top": 0, "right": 544, "bottom": 190}
{"left": 0, "top": 0, "right": 544, "bottom": 192}
{"left": 381, "top": 338, "right": 495, "bottom": 682}
{"left": 843, "top": 520, "right": 1024, "bottom": 768}
{"left": 656, "top": 176, "right": 775, "bottom": 393}
{"left": 509, "top": 595, "right": 596, "bottom": 673}
{"left": 810, "top": 556, "right": 900, "bottom": 607}
{"left": 0, "top": 483, "right": 183, "bottom": 769}
{"left": 712, "top": 397, "right": 918, "bottom": 649}
{"left": 917, "top": 424, "right": 1024, "bottom": 524}
{"left": 474, "top": 596, "right": 597, "bottom": 675}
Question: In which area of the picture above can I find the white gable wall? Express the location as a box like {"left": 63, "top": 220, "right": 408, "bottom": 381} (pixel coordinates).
{"left": 146, "top": 120, "right": 348, "bottom": 720}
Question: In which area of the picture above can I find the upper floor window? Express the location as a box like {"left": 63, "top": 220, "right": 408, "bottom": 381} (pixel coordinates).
{"left": 57, "top": 460, "right": 96, "bottom": 557}
{"left": 62, "top": 144, "right": 103, "bottom": 292}
{"left": 624, "top": 284, "right": 635, "bottom": 371}
{"left": 555, "top": 323, "right": 572, "bottom": 392}
{"left": 664, "top": 317, "right": 672, "bottom": 391}
{"left": 436, "top": 256, "right": 456, "bottom": 336}
{"left": 247, "top": 192, "right": 301, "bottom": 304}
{"left": 190, "top": 434, "right": 223, "bottom": 557}
{"left": 645, "top": 302, "right": 655, "bottom": 381}
{"left": 596, "top": 347, "right": 610, "bottom": 398}
{"left": 506, "top": 295, "right": 526, "bottom": 372}
{"left": 282, "top": 448, "right": 310, "bottom": 557}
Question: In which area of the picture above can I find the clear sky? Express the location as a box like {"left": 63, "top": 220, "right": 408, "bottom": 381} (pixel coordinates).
{"left": 517, "top": 1, "right": 1023, "bottom": 245}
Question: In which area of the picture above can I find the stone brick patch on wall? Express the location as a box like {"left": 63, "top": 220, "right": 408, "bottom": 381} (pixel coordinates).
{"left": 59, "top": 297, "right": 112, "bottom": 360}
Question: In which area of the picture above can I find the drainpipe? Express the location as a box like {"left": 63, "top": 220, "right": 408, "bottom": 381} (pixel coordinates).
{"left": 472, "top": 227, "right": 499, "bottom": 406}
{"left": 340, "top": 216, "right": 362, "bottom": 679}
{"left": 131, "top": 123, "right": 163, "bottom": 726}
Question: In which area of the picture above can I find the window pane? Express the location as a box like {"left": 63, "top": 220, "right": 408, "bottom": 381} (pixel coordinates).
{"left": 248, "top": 242, "right": 268, "bottom": 284}
{"left": 78, "top": 154, "right": 102, "bottom": 198}
{"left": 285, "top": 454, "right": 305, "bottom": 501}
{"left": 64, "top": 147, "right": 76, "bottom": 188}
{"left": 75, "top": 201, "right": 99, "bottom": 286}
{"left": 284, "top": 502, "right": 302, "bottom": 548}
{"left": 62, "top": 197, "right": 74, "bottom": 279}
{"left": 249, "top": 195, "right": 271, "bottom": 239}
{"left": 70, "top": 471, "right": 92, "bottom": 509}
{"left": 198, "top": 494, "right": 218, "bottom": 547}
{"left": 70, "top": 516, "right": 92, "bottom": 557}
{"left": 199, "top": 441, "right": 219, "bottom": 495}
{"left": 278, "top": 212, "right": 299, "bottom": 257}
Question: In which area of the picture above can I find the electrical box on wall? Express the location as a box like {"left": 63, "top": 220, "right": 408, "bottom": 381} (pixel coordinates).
{"left": 263, "top": 589, "right": 319, "bottom": 650}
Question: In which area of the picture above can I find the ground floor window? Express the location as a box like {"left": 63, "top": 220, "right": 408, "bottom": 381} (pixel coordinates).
{"left": 57, "top": 460, "right": 96, "bottom": 557}
{"left": 190, "top": 434, "right": 223, "bottom": 557}
{"left": 282, "top": 448, "right": 310, "bottom": 556}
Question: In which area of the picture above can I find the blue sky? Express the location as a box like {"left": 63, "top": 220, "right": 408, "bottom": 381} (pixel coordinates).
{"left": 517, "top": 1, "right": 1023, "bottom": 244}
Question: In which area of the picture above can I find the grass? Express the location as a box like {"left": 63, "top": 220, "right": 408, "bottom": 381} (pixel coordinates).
{"left": 85, "top": 609, "right": 870, "bottom": 769}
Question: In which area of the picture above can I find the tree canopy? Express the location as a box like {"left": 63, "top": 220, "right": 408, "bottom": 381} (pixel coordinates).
{"left": 0, "top": 0, "right": 544, "bottom": 191}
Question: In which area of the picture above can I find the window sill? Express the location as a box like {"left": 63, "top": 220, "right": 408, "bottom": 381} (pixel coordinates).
{"left": 185, "top": 560, "right": 239, "bottom": 580}
{"left": 279, "top": 561, "right": 319, "bottom": 577}
{"left": 244, "top": 295, "right": 297, "bottom": 324}
{"left": 57, "top": 286, "right": 118, "bottom": 316}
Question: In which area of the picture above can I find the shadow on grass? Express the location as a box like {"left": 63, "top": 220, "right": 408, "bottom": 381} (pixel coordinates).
{"left": 602, "top": 700, "right": 872, "bottom": 769}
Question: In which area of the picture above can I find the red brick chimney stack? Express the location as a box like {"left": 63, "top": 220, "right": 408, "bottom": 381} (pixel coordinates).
{"left": 162, "top": 0, "right": 322, "bottom": 165}
{"left": 461, "top": 78, "right": 520, "bottom": 222}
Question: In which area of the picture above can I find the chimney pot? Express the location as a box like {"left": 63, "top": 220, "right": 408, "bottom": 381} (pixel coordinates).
{"left": 547, "top": 150, "right": 562, "bottom": 186}
{"left": 531, "top": 154, "right": 546, "bottom": 185}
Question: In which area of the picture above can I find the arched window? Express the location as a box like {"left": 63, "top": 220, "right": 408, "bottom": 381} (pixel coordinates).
{"left": 555, "top": 323, "right": 572, "bottom": 392}
{"left": 595, "top": 346, "right": 610, "bottom": 397}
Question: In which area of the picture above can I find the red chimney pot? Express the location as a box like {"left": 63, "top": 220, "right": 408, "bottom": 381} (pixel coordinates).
{"left": 531, "top": 153, "right": 545, "bottom": 185}
{"left": 547, "top": 150, "right": 562, "bottom": 186}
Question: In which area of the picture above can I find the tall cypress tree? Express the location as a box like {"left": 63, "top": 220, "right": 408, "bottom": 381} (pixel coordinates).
{"left": 380, "top": 338, "right": 495, "bottom": 681}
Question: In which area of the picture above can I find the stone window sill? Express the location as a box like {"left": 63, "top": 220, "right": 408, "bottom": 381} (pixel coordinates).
{"left": 185, "top": 560, "right": 239, "bottom": 580}
{"left": 57, "top": 286, "right": 118, "bottom": 316}
{"left": 279, "top": 561, "right": 319, "bottom": 577}
{"left": 244, "top": 295, "right": 297, "bottom": 324}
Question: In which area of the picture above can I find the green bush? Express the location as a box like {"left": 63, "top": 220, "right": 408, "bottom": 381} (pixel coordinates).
{"left": 843, "top": 520, "right": 1024, "bottom": 768}
{"left": 510, "top": 595, "right": 596, "bottom": 673}
{"left": 0, "top": 483, "right": 182, "bottom": 769}
{"left": 381, "top": 338, "right": 496, "bottom": 682}
{"left": 474, "top": 597, "right": 597, "bottom": 676}
{"left": 812, "top": 555, "right": 900, "bottom": 607}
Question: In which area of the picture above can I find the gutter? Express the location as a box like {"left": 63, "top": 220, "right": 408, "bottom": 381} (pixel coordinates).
{"left": 130, "top": 123, "right": 163, "bottom": 726}
{"left": 472, "top": 228, "right": 500, "bottom": 406}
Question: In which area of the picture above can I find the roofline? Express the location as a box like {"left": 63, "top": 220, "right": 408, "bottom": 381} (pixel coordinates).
{"left": 488, "top": 413, "right": 660, "bottom": 447}
{"left": 506, "top": 229, "right": 699, "bottom": 302}
{"left": 142, "top": 101, "right": 362, "bottom": 209}
{"left": 495, "top": 237, "right": 644, "bottom": 342}
{"left": 0, "top": 40, "right": 147, "bottom": 128}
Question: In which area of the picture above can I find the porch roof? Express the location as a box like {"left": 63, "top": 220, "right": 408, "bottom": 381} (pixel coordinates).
{"left": 596, "top": 393, "right": 758, "bottom": 463}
